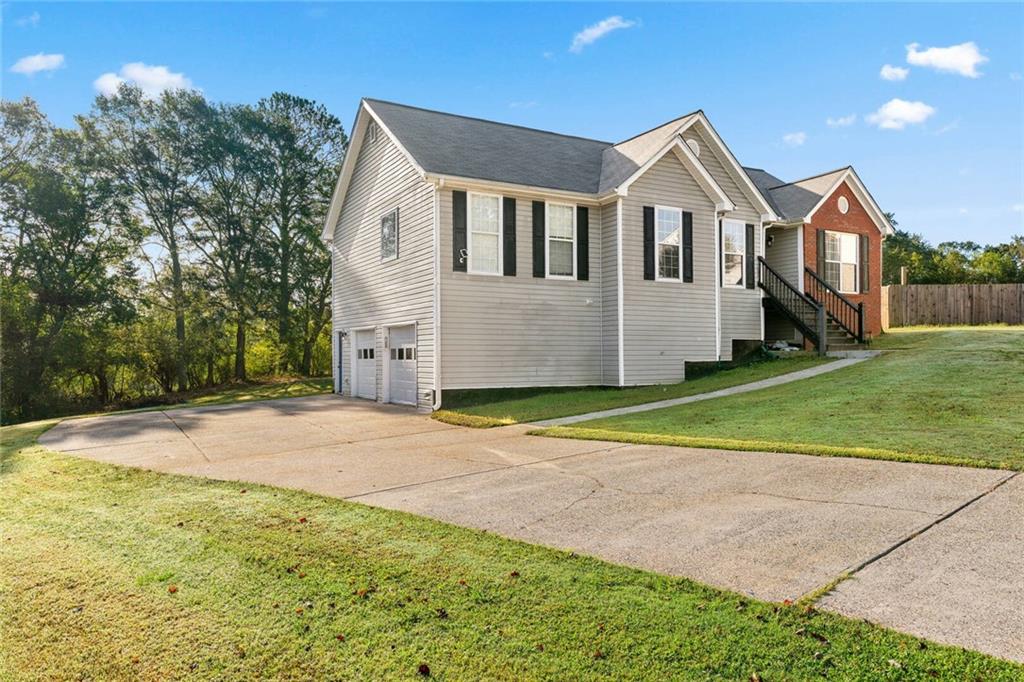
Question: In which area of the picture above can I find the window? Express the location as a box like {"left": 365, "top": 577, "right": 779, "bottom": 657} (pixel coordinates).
{"left": 468, "top": 193, "right": 501, "bottom": 275}
{"left": 825, "top": 231, "right": 859, "bottom": 293}
{"left": 391, "top": 347, "right": 415, "bottom": 361}
{"left": 655, "top": 206, "right": 682, "bottom": 281}
{"left": 357, "top": 348, "right": 375, "bottom": 360}
{"left": 546, "top": 202, "right": 575, "bottom": 278}
{"left": 381, "top": 208, "right": 399, "bottom": 261}
{"left": 837, "top": 196, "right": 850, "bottom": 214}
{"left": 721, "top": 220, "right": 746, "bottom": 287}
{"left": 368, "top": 121, "right": 378, "bottom": 143}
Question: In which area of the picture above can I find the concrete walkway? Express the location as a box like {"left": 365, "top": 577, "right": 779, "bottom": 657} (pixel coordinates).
{"left": 533, "top": 354, "right": 877, "bottom": 427}
{"left": 38, "top": 394, "right": 1022, "bottom": 663}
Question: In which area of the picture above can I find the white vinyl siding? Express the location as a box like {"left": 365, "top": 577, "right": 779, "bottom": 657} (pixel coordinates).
{"left": 620, "top": 153, "right": 717, "bottom": 384}
{"left": 601, "top": 200, "right": 620, "bottom": 385}
{"left": 683, "top": 124, "right": 764, "bottom": 360}
{"left": 331, "top": 130, "right": 435, "bottom": 410}
{"left": 763, "top": 225, "right": 802, "bottom": 343}
{"left": 440, "top": 189, "right": 603, "bottom": 389}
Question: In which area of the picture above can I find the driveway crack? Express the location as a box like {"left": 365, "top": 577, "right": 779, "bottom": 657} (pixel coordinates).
{"left": 737, "top": 490, "right": 939, "bottom": 516}
{"left": 161, "top": 411, "right": 211, "bottom": 463}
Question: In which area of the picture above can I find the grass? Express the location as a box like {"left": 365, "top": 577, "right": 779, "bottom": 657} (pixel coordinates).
{"left": 2, "top": 423, "right": 1021, "bottom": 680}
{"left": 435, "top": 353, "right": 831, "bottom": 426}
{"left": 537, "top": 326, "right": 1024, "bottom": 470}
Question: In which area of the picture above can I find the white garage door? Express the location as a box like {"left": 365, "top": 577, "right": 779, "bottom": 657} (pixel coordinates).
{"left": 354, "top": 329, "right": 376, "bottom": 400}
{"left": 388, "top": 325, "right": 417, "bottom": 406}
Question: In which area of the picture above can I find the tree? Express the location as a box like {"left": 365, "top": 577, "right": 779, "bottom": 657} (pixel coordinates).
{"left": 250, "top": 93, "right": 346, "bottom": 372}
{"left": 0, "top": 123, "right": 138, "bottom": 420}
{"left": 85, "top": 85, "right": 204, "bottom": 392}
{"left": 184, "top": 101, "right": 270, "bottom": 381}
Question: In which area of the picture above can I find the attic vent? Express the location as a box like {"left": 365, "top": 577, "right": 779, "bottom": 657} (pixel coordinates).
{"left": 837, "top": 196, "right": 849, "bottom": 214}
{"left": 685, "top": 138, "right": 700, "bottom": 157}
{"left": 368, "top": 121, "right": 378, "bottom": 143}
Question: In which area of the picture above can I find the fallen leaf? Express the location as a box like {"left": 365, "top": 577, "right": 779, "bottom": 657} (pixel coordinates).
{"left": 593, "top": 650, "right": 605, "bottom": 660}
{"left": 240, "top": 489, "right": 247, "bottom": 494}
{"left": 298, "top": 517, "right": 307, "bottom": 523}
{"left": 510, "top": 571, "right": 520, "bottom": 578}
{"left": 417, "top": 663, "right": 430, "bottom": 676}
{"left": 336, "top": 634, "right": 345, "bottom": 642}
{"left": 168, "top": 585, "right": 178, "bottom": 594}
{"left": 436, "top": 608, "right": 448, "bottom": 619}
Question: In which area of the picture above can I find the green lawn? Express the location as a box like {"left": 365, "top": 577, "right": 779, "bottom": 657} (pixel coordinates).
{"left": 436, "top": 354, "right": 831, "bottom": 427}
{"left": 538, "top": 327, "right": 1024, "bottom": 470}
{"left": 1, "top": 422, "right": 1020, "bottom": 680}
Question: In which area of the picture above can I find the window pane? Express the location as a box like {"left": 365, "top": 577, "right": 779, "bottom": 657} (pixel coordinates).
{"left": 471, "top": 195, "right": 499, "bottom": 234}
{"left": 840, "top": 233, "right": 858, "bottom": 263}
{"left": 548, "top": 204, "right": 573, "bottom": 239}
{"left": 656, "top": 208, "right": 681, "bottom": 244}
{"left": 471, "top": 233, "right": 499, "bottom": 273}
{"left": 724, "top": 223, "right": 744, "bottom": 254}
{"left": 724, "top": 254, "right": 744, "bottom": 286}
{"left": 825, "top": 262, "right": 841, "bottom": 289}
{"left": 658, "top": 244, "right": 679, "bottom": 279}
{"left": 825, "top": 233, "right": 841, "bottom": 262}
{"left": 381, "top": 210, "right": 398, "bottom": 259}
{"left": 841, "top": 263, "right": 857, "bottom": 292}
{"left": 549, "top": 239, "right": 573, "bottom": 276}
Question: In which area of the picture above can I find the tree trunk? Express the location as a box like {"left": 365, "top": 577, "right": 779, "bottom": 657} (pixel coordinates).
{"left": 168, "top": 240, "right": 189, "bottom": 392}
{"left": 234, "top": 314, "right": 247, "bottom": 381}
{"left": 205, "top": 354, "right": 215, "bottom": 387}
{"left": 300, "top": 340, "right": 313, "bottom": 376}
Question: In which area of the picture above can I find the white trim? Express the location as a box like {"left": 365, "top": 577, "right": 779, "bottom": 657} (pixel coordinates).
{"left": 616, "top": 135, "right": 736, "bottom": 212}
{"left": 424, "top": 173, "right": 604, "bottom": 204}
{"left": 544, "top": 200, "right": 577, "bottom": 279}
{"left": 321, "top": 101, "right": 427, "bottom": 242}
{"left": 714, "top": 218, "right": 722, "bottom": 360}
{"left": 432, "top": 184, "right": 442, "bottom": 410}
{"left": 797, "top": 223, "right": 805, "bottom": 282}
{"left": 803, "top": 167, "right": 894, "bottom": 235}
{"left": 653, "top": 204, "right": 684, "bottom": 283}
{"left": 351, "top": 326, "right": 377, "bottom": 402}
{"left": 759, "top": 217, "right": 766, "bottom": 341}
{"left": 466, "top": 191, "right": 503, "bottom": 276}
{"left": 680, "top": 113, "right": 780, "bottom": 221}
{"left": 616, "top": 198, "right": 625, "bottom": 387}
{"left": 721, "top": 219, "right": 747, "bottom": 289}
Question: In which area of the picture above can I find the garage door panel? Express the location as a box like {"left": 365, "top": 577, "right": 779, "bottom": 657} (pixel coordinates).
{"left": 355, "top": 329, "right": 376, "bottom": 400}
{"left": 388, "top": 325, "right": 417, "bottom": 406}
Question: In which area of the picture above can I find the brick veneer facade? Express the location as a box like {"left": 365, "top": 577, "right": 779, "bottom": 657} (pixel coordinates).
{"left": 802, "top": 181, "right": 884, "bottom": 339}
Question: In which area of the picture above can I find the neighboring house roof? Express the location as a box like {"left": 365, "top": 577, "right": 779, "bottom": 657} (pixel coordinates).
{"left": 322, "top": 99, "right": 888, "bottom": 239}
{"left": 366, "top": 98, "right": 611, "bottom": 194}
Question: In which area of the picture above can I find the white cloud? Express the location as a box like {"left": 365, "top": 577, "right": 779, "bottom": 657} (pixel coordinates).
{"left": 10, "top": 53, "right": 64, "bottom": 76}
{"left": 826, "top": 114, "right": 857, "bottom": 128}
{"left": 880, "top": 64, "right": 909, "bottom": 81}
{"left": 569, "top": 16, "right": 637, "bottom": 53}
{"left": 933, "top": 119, "right": 960, "bottom": 136}
{"left": 15, "top": 11, "right": 41, "bottom": 28}
{"left": 958, "top": 208, "right": 969, "bottom": 215}
{"left": 866, "top": 98, "right": 936, "bottom": 130}
{"left": 906, "top": 41, "right": 988, "bottom": 78}
{"left": 94, "top": 62, "right": 194, "bottom": 98}
{"left": 1012, "top": 204, "right": 1024, "bottom": 213}
{"left": 509, "top": 100, "right": 538, "bottom": 109}
{"left": 782, "top": 131, "right": 807, "bottom": 147}
{"left": 1011, "top": 72, "right": 1022, "bottom": 81}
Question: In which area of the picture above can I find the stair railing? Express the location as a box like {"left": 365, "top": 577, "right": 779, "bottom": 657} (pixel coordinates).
{"left": 803, "top": 267, "right": 864, "bottom": 343}
{"left": 757, "top": 257, "right": 827, "bottom": 355}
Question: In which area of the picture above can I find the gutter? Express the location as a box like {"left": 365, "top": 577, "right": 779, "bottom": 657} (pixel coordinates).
{"left": 431, "top": 180, "right": 443, "bottom": 411}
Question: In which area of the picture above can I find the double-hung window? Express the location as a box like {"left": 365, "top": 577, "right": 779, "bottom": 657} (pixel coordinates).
{"left": 468, "top": 192, "right": 501, "bottom": 275}
{"left": 546, "top": 202, "right": 575, "bottom": 278}
{"left": 655, "top": 206, "right": 682, "bottom": 281}
{"left": 380, "top": 208, "right": 399, "bottom": 261}
{"left": 825, "top": 231, "right": 859, "bottom": 293}
{"left": 721, "top": 220, "right": 746, "bottom": 287}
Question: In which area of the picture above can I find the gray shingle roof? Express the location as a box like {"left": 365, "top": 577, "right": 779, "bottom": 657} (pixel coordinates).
{"left": 366, "top": 99, "right": 611, "bottom": 194}
{"left": 744, "top": 166, "right": 849, "bottom": 221}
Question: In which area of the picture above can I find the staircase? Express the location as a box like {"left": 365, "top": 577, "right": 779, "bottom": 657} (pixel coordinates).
{"left": 757, "top": 257, "right": 865, "bottom": 355}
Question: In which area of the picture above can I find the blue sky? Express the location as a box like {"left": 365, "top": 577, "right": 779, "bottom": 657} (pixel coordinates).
{"left": 3, "top": 2, "right": 1022, "bottom": 244}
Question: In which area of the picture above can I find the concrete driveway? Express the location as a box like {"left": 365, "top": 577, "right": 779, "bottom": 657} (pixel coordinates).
{"left": 40, "top": 395, "right": 1021, "bottom": 662}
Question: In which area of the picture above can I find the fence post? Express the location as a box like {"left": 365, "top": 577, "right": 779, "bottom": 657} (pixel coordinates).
{"left": 900, "top": 266, "right": 908, "bottom": 286}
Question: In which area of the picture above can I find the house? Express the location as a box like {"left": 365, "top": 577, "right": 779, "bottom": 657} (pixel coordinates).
{"left": 321, "top": 99, "right": 894, "bottom": 410}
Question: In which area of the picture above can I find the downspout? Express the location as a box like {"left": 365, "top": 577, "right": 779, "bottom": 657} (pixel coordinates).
{"left": 616, "top": 197, "right": 625, "bottom": 387}
{"left": 431, "top": 180, "right": 443, "bottom": 410}
{"left": 714, "top": 214, "right": 722, "bottom": 361}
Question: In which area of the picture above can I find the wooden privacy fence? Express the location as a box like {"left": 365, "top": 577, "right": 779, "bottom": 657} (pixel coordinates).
{"left": 882, "top": 284, "right": 1024, "bottom": 328}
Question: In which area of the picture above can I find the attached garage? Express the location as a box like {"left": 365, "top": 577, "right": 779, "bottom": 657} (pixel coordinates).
{"left": 387, "top": 324, "right": 417, "bottom": 406}
{"left": 353, "top": 328, "right": 376, "bottom": 400}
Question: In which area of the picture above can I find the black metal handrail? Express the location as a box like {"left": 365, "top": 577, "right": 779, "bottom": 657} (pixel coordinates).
{"left": 757, "top": 257, "right": 826, "bottom": 353}
{"left": 803, "top": 267, "right": 864, "bottom": 343}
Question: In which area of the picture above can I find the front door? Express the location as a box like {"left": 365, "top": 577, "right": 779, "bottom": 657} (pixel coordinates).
{"left": 387, "top": 325, "right": 417, "bottom": 406}
{"left": 354, "top": 329, "right": 376, "bottom": 400}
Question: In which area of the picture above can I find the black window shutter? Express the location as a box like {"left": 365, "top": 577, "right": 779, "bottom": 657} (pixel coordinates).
{"left": 816, "top": 228, "right": 826, "bottom": 276}
{"left": 503, "top": 197, "right": 516, "bottom": 276}
{"left": 745, "top": 223, "right": 755, "bottom": 289}
{"left": 860, "top": 233, "right": 870, "bottom": 292}
{"left": 682, "top": 212, "right": 693, "bottom": 283}
{"left": 576, "top": 206, "right": 589, "bottom": 281}
{"left": 452, "top": 191, "right": 467, "bottom": 272}
{"left": 642, "top": 206, "right": 655, "bottom": 280}
{"left": 532, "top": 201, "right": 545, "bottom": 278}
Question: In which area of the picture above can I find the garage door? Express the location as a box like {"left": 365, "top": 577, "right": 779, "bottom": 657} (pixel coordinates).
{"left": 354, "top": 329, "right": 376, "bottom": 400}
{"left": 388, "top": 325, "right": 417, "bottom": 406}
